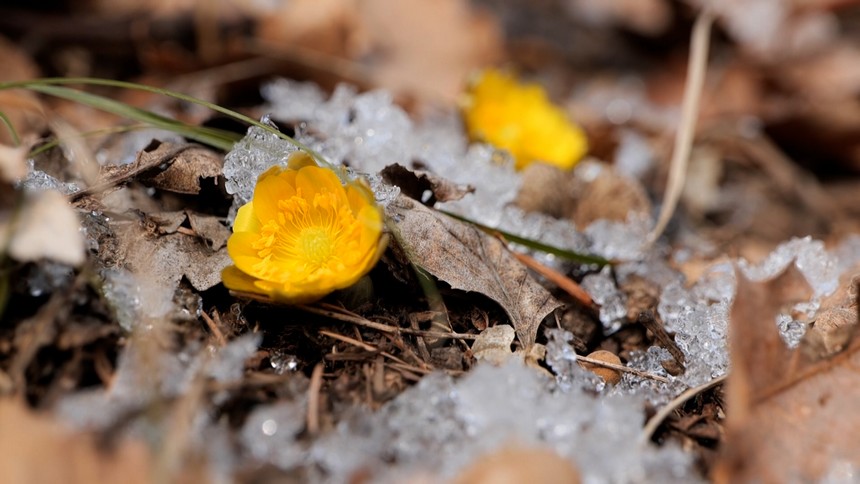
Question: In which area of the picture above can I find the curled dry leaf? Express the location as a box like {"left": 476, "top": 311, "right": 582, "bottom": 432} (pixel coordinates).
{"left": 386, "top": 194, "right": 562, "bottom": 348}
{"left": 143, "top": 146, "right": 223, "bottom": 194}
{"left": 0, "top": 399, "right": 153, "bottom": 484}
{"left": 110, "top": 217, "right": 231, "bottom": 292}
{"left": 2, "top": 190, "right": 85, "bottom": 267}
{"left": 0, "top": 143, "right": 28, "bottom": 183}
{"left": 715, "top": 265, "right": 860, "bottom": 483}
{"left": 381, "top": 163, "right": 474, "bottom": 205}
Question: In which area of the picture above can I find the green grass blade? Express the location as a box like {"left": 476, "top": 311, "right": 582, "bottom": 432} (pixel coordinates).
{"left": 0, "top": 110, "right": 21, "bottom": 146}
{"left": 27, "top": 85, "right": 238, "bottom": 151}
{"left": 28, "top": 123, "right": 151, "bottom": 158}
{"left": 0, "top": 77, "right": 330, "bottom": 166}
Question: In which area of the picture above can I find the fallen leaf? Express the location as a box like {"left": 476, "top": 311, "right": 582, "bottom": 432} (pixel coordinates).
{"left": 0, "top": 399, "right": 153, "bottom": 484}
{"left": 472, "top": 325, "right": 516, "bottom": 365}
{"left": 111, "top": 218, "right": 231, "bottom": 292}
{"left": 381, "top": 163, "right": 474, "bottom": 205}
{"left": 144, "top": 145, "right": 223, "bottom": 194}
{"left": 0, "top": 143, "right": 28, "bottom": 183}
{"left": 3, "top": 190, "right": 85, "bottom": 266}
{"left": 187, "top": 212, "right": 231, "bottom": 251}
{"left": 71, "top": 140, "right": 196, "bottom": 202}
{"left": 386, "top": 194, "right": 562, "bottom": 347}
{"left": 714, "top": 265, "right": 860, "bottom": 482}
{"left": 453, "top": 445, "right": 581, "bottom": 484}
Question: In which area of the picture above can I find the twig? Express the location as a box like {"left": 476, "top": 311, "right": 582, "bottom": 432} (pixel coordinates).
{"left": 646, "top": 9, "right": 715, "bottom": 245}
{"left": 577, "top": 355, "right": 670, "bottom": 384}
{"left": 319, "top": 329, "right": 414, "bottom": 368}
{"left": 639, "top": 374, "right": 727, "bottom": 446}
{"left": 306, "top": 363, "right": 324, "bottom": 436}
{"left": 299, "top": 304, "right": 477, "bottom": 340}
{"left": 69, "top": 144, "right": 194, "bottom": 201}
{"left": 200, "top": 310, "right": 227, "bottom": 347}
{"left": 637, "top": 311, "right": 685, "bottom": 371}
{"left": 509, "top": 249, "right": 594, "bottom": 307}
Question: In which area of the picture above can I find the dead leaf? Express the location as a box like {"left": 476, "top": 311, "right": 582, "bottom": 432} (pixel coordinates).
{"left": 187, "top": 212, "right": 231, "bottom": 251}
{"left": 714, "top": 266, "right": 860, "bottom": 482}
{"left": 472, "top": 325, "right": 516, "bottom": 365}
{"left": 386, "top": 195, "right": 562, "bottom": 347}
{"left": 381, "top": 163, "right": 474, "bottom": 205}
{"left": 111, "top": 218, "right": 231, "bottom": 292}
{"left": 3, "top": 190, "right": 85, "bottom": 266}
{"left": 144, "top": 146, "right": 223, "bottom": 194}
{"left": 0, "top": 399, "right": 153, "bottom": 484}
{"left": 0, "top": 143, "right": 28, "bottom": 183}
{"left": 453, "top": 445, "right": 581, "bottom": 484}
{"left": 71, "top": 141, "right": 196, "bottom": 202}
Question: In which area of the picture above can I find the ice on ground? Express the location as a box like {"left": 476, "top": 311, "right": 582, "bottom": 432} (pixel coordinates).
{"left": 585, "top": 213, "right": 654, "bottom": 261}
{"left": 265, "top": 80, "right": 415, "bottom": 175}
{"left": 581, "top": 266, "right": 627, "bottom": 332}
{"left": 56, "top": 333, "right": 261, "bottom": 431}
{"left": 20, "top": 159, "right": 79, "bottom": 194}
{"left": 27, "top": 261, "right": 74, "bottom": 297}
{"left": 243, "top": 360, "right": 698, "bottom": 483}
{"left": 101, "top": 268, "right": 174, "bottom": 332}
{"left": 223, "top": 121, "right": 300, "bottom": 208}
{"left": 738, "top": 236, "right": 840, "bottom": 300}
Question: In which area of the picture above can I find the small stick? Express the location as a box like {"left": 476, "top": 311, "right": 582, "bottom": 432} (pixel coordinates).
{"left": 639, "top": 374, "right": 727, "bottom": 446}
{"left": 638, "top": 311, "right": 686, "bottom": 371}
{"left": 319, "top": 330, "right": 414, "bottom": 368}
{"left": 577, "top": 355, "right": 671, "bottom": 384}
{"left": 646, "top": 9, "right": 715, "bottom": 245}
{"left": 200, "top": 310, "right": 227, "bottom": 347}
{"left": 300, "top": 304, "right": 477, "bottom": 340}
{"left": 306, "top": 363, "right": 324, "bottom": 436}
{"left": 509, "top": 250, "right": 595, "bottom": 308}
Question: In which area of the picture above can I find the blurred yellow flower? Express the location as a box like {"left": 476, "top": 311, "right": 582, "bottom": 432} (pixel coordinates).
{"left": 221, "top": 155, "right": 387, "bottom": 304}
{"left": 462, "top": 69, "right": 588, "bottom": 171}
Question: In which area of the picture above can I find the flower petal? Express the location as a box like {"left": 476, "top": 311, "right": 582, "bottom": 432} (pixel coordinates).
{"left": 227, "top": 232, "right": 267, "bottom": 278}
{"left": 221, "top": 265, "right": 266, "bottom": 295}
{"left": 252, "top": 167, "right": 298, "bottom": 223}
{"left": 233, "top": 201, "right": 260, "bottom": 233}
{"left": 295, "top": 166, "right": 345, "bottom": 202}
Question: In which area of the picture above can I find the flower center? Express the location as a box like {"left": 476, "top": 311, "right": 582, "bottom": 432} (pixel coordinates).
{"left": 297, "top": 226, "right": 333, "bottom": 265}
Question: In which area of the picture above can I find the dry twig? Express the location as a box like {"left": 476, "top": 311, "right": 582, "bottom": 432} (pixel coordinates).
{"left": 647, "top": 9, "right": 715, "bottom": 245}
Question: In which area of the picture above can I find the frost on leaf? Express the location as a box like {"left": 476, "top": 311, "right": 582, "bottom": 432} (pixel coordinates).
{"left": 386, "top": 194, "right": 562, "bottom": 348}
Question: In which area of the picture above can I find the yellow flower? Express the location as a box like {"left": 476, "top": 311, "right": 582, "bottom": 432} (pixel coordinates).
{"left": 462, "top": 69, "right": 588, "bottom": 171}
{"left": 221, "top": 155, "right": 387, "bottom": 303}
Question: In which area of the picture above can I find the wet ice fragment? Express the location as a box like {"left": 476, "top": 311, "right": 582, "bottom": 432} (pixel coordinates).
{"left": 581, "top": 266, "right": 627, "bottom": 332}
{"left": 223, "top": 124, "right": 300, "bottom": 207}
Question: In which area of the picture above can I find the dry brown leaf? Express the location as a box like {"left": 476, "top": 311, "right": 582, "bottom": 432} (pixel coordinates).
{"left": 714, "top": 266, "right": 860, "bottom": 482}
{"left": 0, "top": 399, "right": 153, "bottom": 484}
{"left": 472, "top": 325, "right": 516, "bottom": 365}
{"left": 187, "top": 212, "right": 231, "bottom": 251}
{"left": 381, "top": 163, "right": 474, "bottom": 205}
{"left": 144, "top": 146, "right": 223, "bottom": 194}
{"left": 386, "top": 195, "right": 562, "bottom": 348}
{"left": 111, "top": 218, "right": 231, "bottom": 292}
{"left": 0, "top": 143, "right": 28, "bottom": 184}
{"left": 3, "top": 190, "right": 85, "bottom": 266}
{"left": 453, "top": 445, "right": 581, "bottom": 484}
{"left": 71, "top": 141, "right": 196, "bottom": 202}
